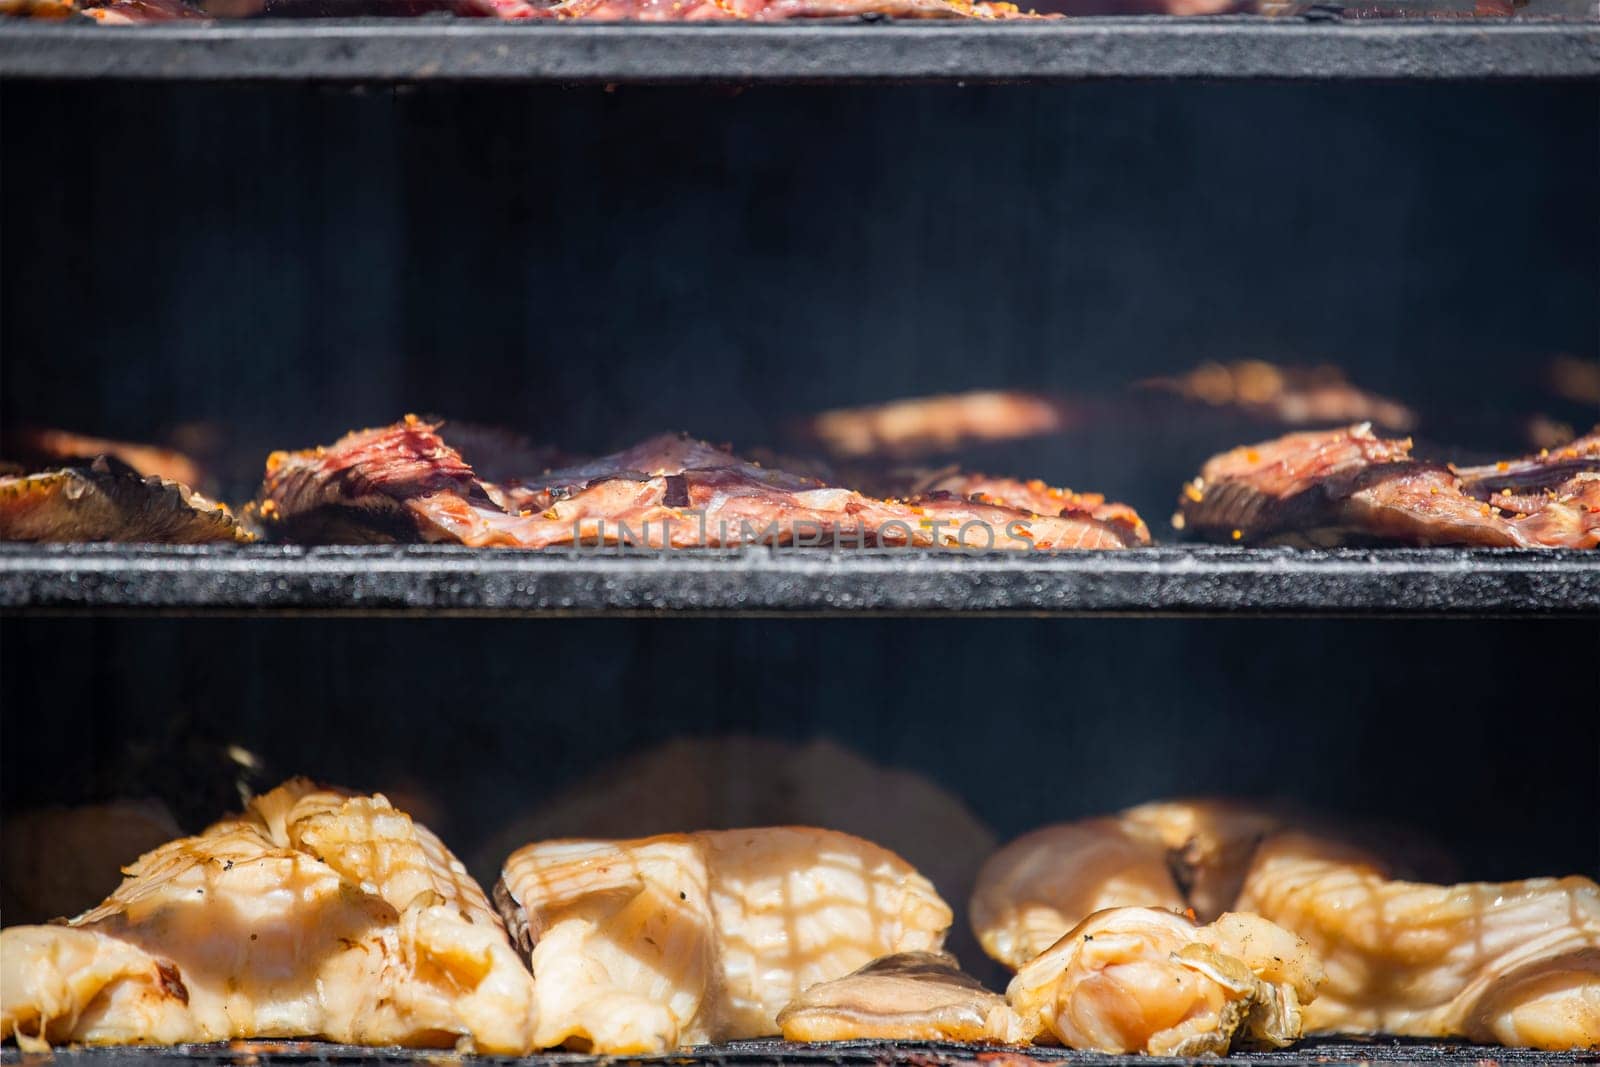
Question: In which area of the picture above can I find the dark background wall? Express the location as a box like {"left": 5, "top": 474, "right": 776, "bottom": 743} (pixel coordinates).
{"left": 1, "top": 82, "right": 1596, "bottom": 934}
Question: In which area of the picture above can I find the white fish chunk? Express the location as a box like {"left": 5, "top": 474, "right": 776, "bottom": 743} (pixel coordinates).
{"left": 0, "top": 779, "right": 537, "bottom": 1053}
{"left": 1237, "top": 833, "right": 1600, "bottom": 1049}
{"left": 1006, "top": 907, "right": 1322, "bottom": 1056}
{"left": 497, "top": 828, "right": 952, "bottom": 1052}
{"left": 474, "top": 736, "right": 997, "bottom": 971}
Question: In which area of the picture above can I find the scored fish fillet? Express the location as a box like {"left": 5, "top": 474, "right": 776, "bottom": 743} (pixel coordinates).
{"left": 1236, "top": 833, "right": 1600, "bottom": 1050}
{"left": 0, "top": 779, "right": 536, "bottom": 1053}
{"left": 1006, "top": 907, "right": 1322, "bottom": 1055}
{"left": 496, "top": 828, "right": 952, "bottom": 1052}
{"left": 973, "top": 802, "right": 1599, "bottom": 1049}
{"left": 474, "top": 736, "right": 997, "bottom": 971}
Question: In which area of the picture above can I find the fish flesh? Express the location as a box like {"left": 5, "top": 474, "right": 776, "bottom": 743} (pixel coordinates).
{"left": 495, "top": 828, "right": 952, "bottom": 1052}
{"left": 973, "top": 803, "right": 1597, "bottom": 1049}
{"left": 0, "top": 779, "right": 536, "bottom": 1053}
{"left": 1236, "top": 833, "right": 1600, "bottom": 1049}
{"left": 1548, "top": 356, "right": 1600, "bottom": 407}
{"left": 0, "top": 456, "right": 248, "bottom": 543}
{"left": 469, "top": 0, "right": 1038, "bottom": 18}
{"left": 255, "top": 417, "right": 1144, "bottom": 550}
{"left": 17, "top": 0, "right": 1032, "bottom": 17}
{"left": 473, "top": 736, "right": 996, "bottom": 972}
{"left": 1006, "top": 907, "right": 1322, "bottom": 1055}
{"left": 4, "top": 427, "right": 207, "bottom": 489}
{"left": 1176, "top": 423, "right": 1600, "bottom": 548}
{"left": 971, "top": 799, "right": 1453, "bottom": 972}
{"left": 970, "top": 800, "right": 1283, "bottom": 970}
{"left": 801, "top": 391, "right": 1069, "bottom": 460}
{"left": 777, "top": 952, "right": 1028, "bottom": 1043}
{"left": 1140, "top": 360, "right": 1417, "bottom": 432}
{"left": 887, "top": 469, "right": 1150, "bottom": 546}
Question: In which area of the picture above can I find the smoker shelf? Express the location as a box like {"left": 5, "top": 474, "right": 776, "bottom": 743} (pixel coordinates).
{"left": 0, "top": 543, "right": 1594, "bottom": 616}
{"left": 0, "top": 18, "right": 1597, "bottom": 83}
{"left": 4, "top": 1040, "right": 1599, "bottom": 1067}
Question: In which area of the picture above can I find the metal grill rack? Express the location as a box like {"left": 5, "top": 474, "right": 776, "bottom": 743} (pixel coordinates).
{"left": 1, "top": 17, "right": 1598, "bottom": 83}
{"left": 1, "top": 543, "right": 1595, "bottom": 616}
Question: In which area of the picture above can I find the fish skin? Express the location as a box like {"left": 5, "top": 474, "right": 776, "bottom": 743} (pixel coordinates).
{"left": 0, "top": 462, "right": 248, "bottom": 543}
{"left": 777, "top": 951, "right": 1029, "bottom": 1043}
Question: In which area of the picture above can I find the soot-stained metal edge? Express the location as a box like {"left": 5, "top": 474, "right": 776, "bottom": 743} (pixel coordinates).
{"left": 0, "top": 18, "right": 1598, "bottom": 84}
{"left": 0, "top": 542, "right": 1594, "bottom": 616}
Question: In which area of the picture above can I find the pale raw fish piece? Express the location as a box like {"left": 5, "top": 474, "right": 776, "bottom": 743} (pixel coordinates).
{"left": 1237, "top": 833, "right": 1600, "bottom": 1050}
{"left": 0, "top": 779, "right": 537, "bottom": 1053}
{"left": 777, "top": 952, "right": 1028, "bottom": 1043}
{"left": 476, "top": 736, "right": 996, "bottom": 970}
{"left": 1006, "top": 907, "right": 1322, "bottom": 1055}
{"left": 497, "top": 827, "right": 952, "bottom": 1052}
{"left": 970, "top": 799, "right": 1282, "bottom": 969}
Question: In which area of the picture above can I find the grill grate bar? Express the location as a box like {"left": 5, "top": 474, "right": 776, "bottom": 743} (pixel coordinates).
{"left": 0, "top": 542, "right": 1595, "bottom": 616}
{"left": 1, "top": 19, "right": 1598, "bottom": 84}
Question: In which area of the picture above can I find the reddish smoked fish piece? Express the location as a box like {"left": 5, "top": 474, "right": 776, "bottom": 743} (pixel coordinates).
{"left": 255, "top": 418, "right": 1143, "bottom": 550}
{"left": 1139, "top": 361, "right": 1417, "bottom": 433}
{"left": 1177, "top": 424, "right": 1599, "bottom": 549}
{"left": 901, "top": 471, "right": 1150, "bottom": 546}
{"left": 4, "top": 427, "right": 206, "bottom": 489}
{"left": 801, "top": 391, "right": 1069, "bottom": 461}
{"left": 465, "top": 0, "right": 1034, "bottom": 18}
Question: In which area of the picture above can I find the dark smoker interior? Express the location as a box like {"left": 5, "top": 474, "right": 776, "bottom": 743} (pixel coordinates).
{"left": 3, "top": 615, "right": 1599, "bottom": 977}
{"left": 1, "top": 80, "right": 1597, "bottom": 970}
{"left": 3, "top": 81, "right": 1597, "bottom": 518}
